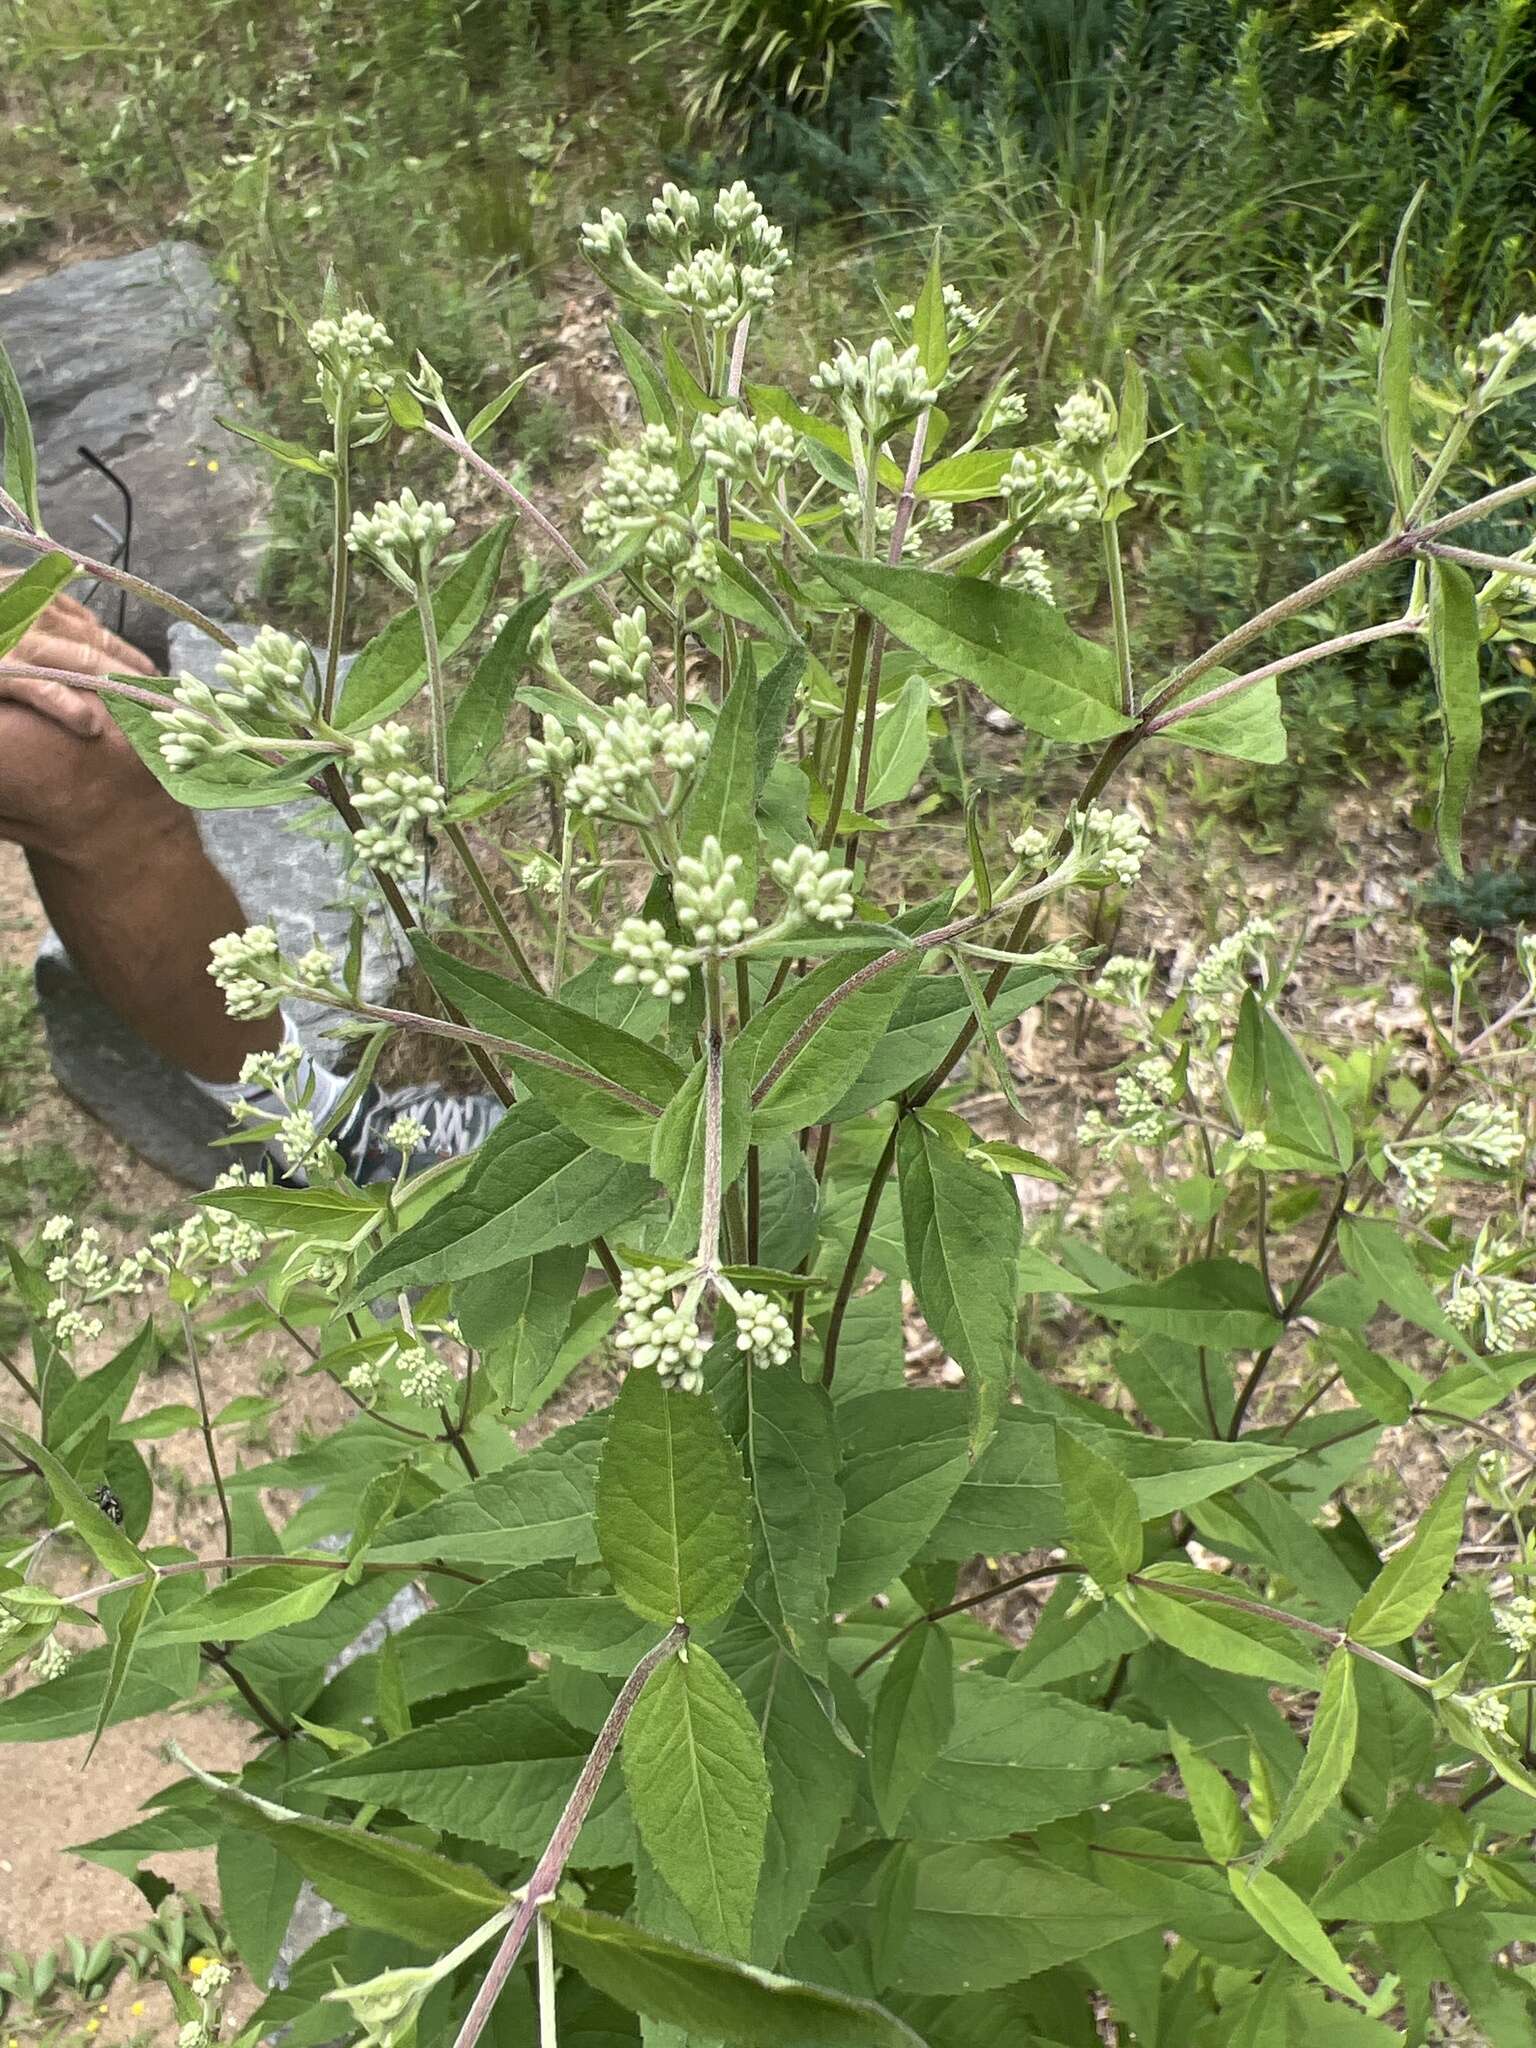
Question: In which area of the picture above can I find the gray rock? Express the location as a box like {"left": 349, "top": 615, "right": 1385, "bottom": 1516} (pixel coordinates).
{"left": 0, "top": 242, "right": 266, "bottom": 664}
{"left": 35, "top": 624, "right": 419, "bottom": 1187}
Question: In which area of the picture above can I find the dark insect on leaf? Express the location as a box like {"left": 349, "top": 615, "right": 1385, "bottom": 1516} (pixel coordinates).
{"left": 91, "top": 1484, "right": 125, "bottom": 1526}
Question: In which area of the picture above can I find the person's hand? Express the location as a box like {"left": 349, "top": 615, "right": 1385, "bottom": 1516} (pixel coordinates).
{"left": 0, "top": 581, "right": 157, "bottom": 739}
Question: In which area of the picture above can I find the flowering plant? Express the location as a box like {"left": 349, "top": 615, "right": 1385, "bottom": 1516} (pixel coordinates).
{"left": 2, "top": 192, "right": 1536, "bottom": 2043}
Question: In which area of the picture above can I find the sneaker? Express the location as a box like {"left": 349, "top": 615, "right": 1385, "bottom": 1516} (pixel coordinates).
{"left": 330, "top": 1080, "right": 506, "bottom": 1184}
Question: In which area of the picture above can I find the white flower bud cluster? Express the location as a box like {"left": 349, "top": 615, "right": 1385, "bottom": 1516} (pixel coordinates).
{"left": 178, "top": 2020, "right": 209, "bottom": 2048}
{"left": 1445, "top": 1230, "right": 1536, "bottom": 1352}
{"left": 1074, "top": 805, "right": 1151, "bottom": 889}
{"left": 386, "top": 1114, "right": 428, "bottom": 1157}
{"left": 396, "top": 1345, "right": 452, "bottom": 1407}
{"left": 307, "top": 308, "right": 394, "bottom": 412}
{"left": 1471, "top": 312, "right": 1536, "bottom": 372}
{"left": 1077, "top": 1056, "right": 1179, "bottom": 1157}
{"left": 1001, "top": 545, "right": 1055, "bottom": 605}
{"left": 1010, "top": 822, "right": 1050, "bottom": 865}
{"left": 40, "top": 1218, "right": 165, "bottom": 1348}
{"left": 811, "top": 338, "right": 940, "bottom": 425}
{"left": 526, "top": 716, "right": 577, "bottom": 779}
{"left": 770, "top": 844, "right": 856, "bottom": 928}
{"left": 349, "top": 722, "right": 446, "bottom": 878}
{"left": 272, "top": 1106, "right": 341, "bottom": 1179}
{"left": 589, "top": 606, "right": 655, "bottom": 689}
{"left": 1388, "top": 1142, "right": 1444, "bottom": 1216}
{"left": 693, "top": 410, "right": 770, "bottom": 483}
{"left": 580, "top": 206, "right": 630, "bottom": 259}
{"left": 612, "top": 918, "right": 694, "bottom": 1003}
{"left": 731, "top": 1290, "right": 793, "bottom": 1367}
{"left": 1494, "top": 1595, "right": 1536, "bottom": 1655}
{"left": 209, "top": 924, "right": 286, "bottom": 1020}
{"left": 615, "top": 1266, "right": 708, "bottom": 1392}
{"left": 1055, "top": 389, "right": 1114, "bottom": 453}
{"left": 990, "top": 390, "right": 1030, "bottom": 430}
{"left": 1516, "top": 930, "right": 1536, "bottom": 991}
{"left": 838, "top": 491, "right": 952, "bottom": 558}
{"left": 1457, "top": 1689, "right": 1510, "bottom": 1738}
{"left": 999, "top": 448, "right": 1098, "bottom": 531}
{"left": 346, "top": 1361, "right": 381, "bottom": 1404}
{"left": 561, "top": 695, "right": 708, "bottom": 820}
{"left": 30, "top": 1636, "right": 70, "bottom": 1683}
{"left": 645, "top": 183, "right": 702, "bottom": 244}
{"left": 238, "top": 1043, "right": 305, "bottom": 1094}
{"left": 1188, "top": 917, "right": 1279, "bottom": 1014}
{"left": 153, "top": 627, "right": 317, "bottom": 771}
{"left": 1093, "top": 953, "right": 1154, "bottom": 1006}
{"left": 582, "top": 425, "right": 697, "bottom": 567}
{"left": 1444, "top": 1100, "right": 1526, "bottom": 1172}
{"left": 676, "top": 836, "right": 759, "bottom": 947}
{"left": 216, "top": 626, "right": 313, "bottom": 715}
{"left": 584, "top": 184, "right": 788, "bottom": 331}
{"left": 347, "top": 488, "right": 455, "bottom": 576}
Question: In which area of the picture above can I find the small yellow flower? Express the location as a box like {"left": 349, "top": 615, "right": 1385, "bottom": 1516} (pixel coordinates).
{"left": 188, "top": 1956, "right": 210, "bottom": 1978}
{"left": 207, "top": 460, "right": 220, "bottom": 474}
{"left": 131, "top": 2003, "right": 145, "bottom": 2017}
{"left": 86, "top": 2021, "right": 102, "bottom": 2035}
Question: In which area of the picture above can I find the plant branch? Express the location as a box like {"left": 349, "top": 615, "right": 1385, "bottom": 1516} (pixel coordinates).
{"left": 443, "top": 820, "right": 545, "bottom": 992}
{"left": 180, "top": 1307, "right": 234, "bottom": 1573}
{"left": 852, "top": 1562, "right": 1082, "bottom": 1677}
{"left": 1144, "top": 617, "right": 1424, "bottom": 734}
{"left": 451, "top": 1624, "right": 688, "bottom": 2048}
{"left": 1126, "top": 1573, "right": 1433, "bottom": 1690}
{"left": 421, "top": 421, "right": 612, "bottom": 609}
{"left": 0, "top": 525, "right": 241, "bottom": 648}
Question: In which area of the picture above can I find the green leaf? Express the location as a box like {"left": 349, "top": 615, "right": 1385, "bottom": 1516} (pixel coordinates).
{"left": 1349, "top": 1459, "right": 1471, "bottom": 1647}
{"left": 453, "top": 1244, "right": 590, "bottom": 1419}
{"left": 610, "top": 323, "right": 677, "bottom": 432}
{"left": 84, "top": 1575, "right": 157, "bottom": 1768}
{"left": 1128, "top": 1564, "right": 1320, "bottom": 1685}
{"left": 913, "top": 448, "right": 1022, "bottom": 502}
{"left": 349, "top": 1100, "right": 652, "bottom": 1299}
{"left": 0, "top": 333, "right": 42, "bottom": 528}
{"left": 882, "top": 1842, "right": 1160, "bottom": 1994}
{"left": 0, "top": 552, "right": 76, "bottom": 657}
{"left": 1228, "top": 990, "right": 1266, "bottom": 1129}
{"left": 737, "top": 948, "right": 919, "bottom": 1141}
{"left": 183, "top": 1762, "right": 507, "bottom": 1945}
{"left": 648, "top": 1048, "right": 751, "bottom": 1250}
{"left": 832, "top": 1390, "right": 971, "bottom": 1606}
{"left": 910, "top": 236, "right": 949, "bottom": 387}
{"left": 299, "top": 1683, "right": 632, "bottom": 1864}
{"left": 1338, "top": 1214, "right": 1475, "bottom": 1357}
{"left": 597, "top": 1371, "right": 750, "bottom": 1626}
{"left": 893, "top": 1675, "right": 1165, "bottom": 1838}
{"left": 831, "top": 965, "right": 1059, "bottom": 1120}
{"left": 411, "top": 937, "right": 683, "bottom": 1162}
{"left": 898, "top": 1114, "right": 1022, "bottom": 1449}
{"left": 214, "top": 415, "right": 333, "bottom": 477}
{"left": 624, "top": 1647, "right": 769, "bottom": 1957}
{"left": 1257, "top": 1650, "right": 1359, "bottom": 1866}
{"left": 1311, "top": 1794, "right": 1459, "bottom": 1922}
{"left": 1228, "top": 1867, "right": 1367, "bottom": 2007}
{"left": 815, "top": 555, "right": 1130, "bottom": 744}
{"left": 217, "top": 1746, "right": 308, "bottom": 1988}
{"left": 367, "top": 1418, "right": 602, "bottom": 1568}
{"left": 548, "top": 1903, "right": 924, "bottom": 2047}
{"left": 335, "top": 521, "right": 510, "bottom": 729}
{"left": 864, "top": 675, "right": 932, "bottom": 809}
{"left": 868, "top": 1628, "right": 953, "bottom": 1835}
{"left": 4, "top": 1424, "right": 146, "bottom": 1580}
{"left": 754, "top": 644, "right": 806, "bottom": 793}
{"left": 1157, "top": 674, "right": 1287, "bottom": 764}
{"left": 199, "top": 1182, "right": 380, "bottom": 1244}
{"left": 107, "top": 697, "right": 328, "bottom": 810}
{"left": 1426, "top": 553, "right": 1482, "bottom": 878}
{"left": 1084, "top": 1258, "right": 1284, "bottom": 1351}
{"left": 1379, "top": 189, "right": 1423, "bottom": 520}
{"left": 681, "top": 650, "right": 759, "bottom": 894}
{"left": 1260, "top": 1009, "right": 1350, "bottom": 1170}
{"left": 148, "top": 1563, "right": 342, "bottom": 1645}
{"left": 1169, "top": 1731, "right": 1244, "bottom": 1863}
{"left": 446, "top": 590, "right": 551, "bottom": 788}
{"left": 743, "top": 1369, "right": 840, "bottom": 1674}
{"left": 1056, "top": 1427, "right": 1142, "bottom": 1591}
{"left": 446, "top": 1564, "right": 659, "bottom": 1675}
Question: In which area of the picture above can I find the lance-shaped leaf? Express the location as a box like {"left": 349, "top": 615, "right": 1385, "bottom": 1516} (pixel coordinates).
{"left": 0, "top": 552, "right": 76, "bottom": 658}
{"left": 743, "top": 1368, "right": 841, "bottom": 1674}
{"left": 1349, "top": 1459, "right": 1471, "bottom": 1648}
{"left": 335, "top": 521, "right": 510, "bottom": 729}
{"left": 146, "top": 1563, "right": 342, "bottom": 1644}
{"left": 1228, "top": 1867, "right": 1369, "bottom": 2007}
{"left": 868, "top": 1626, "right": 953, "bottom": 1835}
{"left": 446, "top": 589, "right": 550, "bottom": 787}
{"left": 1056, "top": 1426, "right": 1142, "bottom": 1592}
{"left": 815, "top": 554, "right": 1131, "bottom": 743}
{"left": 898, "top": 1113, "right": 1021, "bottom": 1449}
{"left": 1426, "top": 553, "right": 1482, "bottom": 878}
{"left": 597, "top": 1370, "right": 750, "bottom": 1626}
{"left": 0, "top": 332, "right": 43, "bottom": 527}
{"left": 1379, "top": 189, "right": 1424, "bottom": 519}
{"left": 84, "top": 1575, "right": 157, "bottom": 1768}
{"left": 1256, "top": 1649, "right": 1359, "bottom": 1866}
{"left": 108, "top": 697, "right": 330, "bottom": 810}
{"left": 349, "top": 1099, "right": 652, "bottom": 1300}
{"left": 1084, "top": 1257, "right": 1285, "bottom": 1352}
{"left": 547, "top": 1902, "right": 925, "bottom": 2046}
{"left": 737, "top": 946, "right": 919, "bottom": 1140}
{"left": 412, "top": 936, "right": 683, "bottom": 1161}
{"left": 623, "top": 1646, "right": 769, "bottom": 1957}
{"left": 680, "top": 650, "right": 758, "bottom": 894}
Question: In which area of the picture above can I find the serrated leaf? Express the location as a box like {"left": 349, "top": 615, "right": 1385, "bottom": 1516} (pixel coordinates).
{"left": 898, "top": 1113, "right": 1022, "bottom": 1449}
{"left": 868, "top": 1628, "right": 952, "bottom": 1834}
{"left": 815, "top": 555, "right": 1130, "bottom": 744}
{"left": 4, "top": 1424, "right": 146, "bottom": 1579}
{"left": 84, "top": 1574, "right": 156, "bottom": 1768}
{"left": 1228, "top": 1867, "right": 1367, "bottom": 2007}
{"left": 1338, "top": 1214, "right": 1475, "bottom": 1357}
{"left": 366, "top": 1418, "right": 602, "bottom": 1568}
{"left": 349, "top": 1100, "right": 652, "bottom": 1300}
{"left": 147, "top": 1563, "right": 342, "bottom": 1644}
{"left": 680, "top": 649, "right": 758, "bottom": 894}
{"left": 446, "top": 590, "right": 550, "bottom": 787}
{"left": 547, "top": 1903, "right": 924, "bottom": 2047}
{"left": 1259, "top": 1009, "right": 1351, "bottom": 1168}
{"left": 624, "top": 1647, "right": 769, "bottom": 1957}
{"left": 335, "top": 521, "right": 510, "bottom": 729}
{"left": 1256, "top": 1650, "right": 1359, "bottom": 1866}
{"left": 1349, "top": 1460, "right": 1471, "bottom": 1647}
{"left": 743, "top": 1369, "right": 840, "bottom": 1674}
{"left": 107, "top": 697, "right": 328, "bottom": 810}
{"left": 597, "top": 1372, "right": 750, "bottom": 1626}
{"left": 1085, "top": 1258, "right": 1285, "bottom": 1351}
{"left": 737, "top": 947, "right": 918, "bottom": 1141}
{"left": 1380, "top": 190, "right": 1423, "bottom": 519}
{"left": 610, "top": 323, "right": 677, "bottom": 432}
{"left": 1129, "top": 1564, "right": 1320, "bottom": 1685}
{"left": 1169, "top": 1730, "right": 1244, "bottom": 1863}
{"left": 1056, "top": 1426, "right": 1142, "bottom": 1591}
{"left": 447, "top": 1564, "right": 659, "bottom": 1675}
{"left": 832, "top": 1390, "right": 972, "bottom": 1606}
{"left": 1157, "top": 673, "right": 1287, "bottom": 764}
